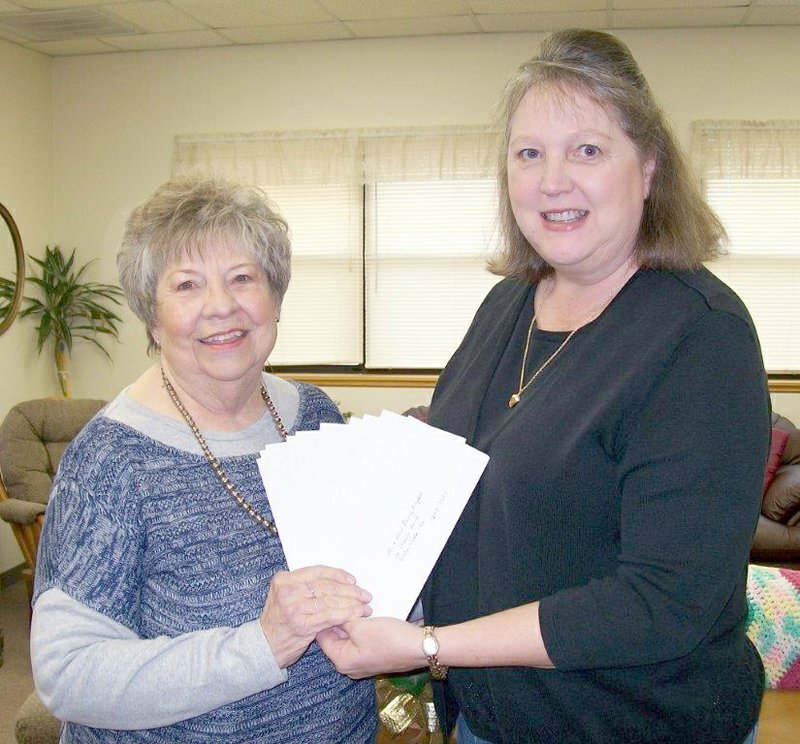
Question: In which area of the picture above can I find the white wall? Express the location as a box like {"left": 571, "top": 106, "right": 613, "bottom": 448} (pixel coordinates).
{"left": 0, "top": 38, "right": 52, "bottom": 572}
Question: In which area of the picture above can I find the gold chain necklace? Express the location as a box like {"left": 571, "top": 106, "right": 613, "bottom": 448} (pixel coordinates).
{"left": 161, "top": 367, "right": 287, "bottom": 534}
{"left": 507, "top": 284, "right": 616, "bottom": 409}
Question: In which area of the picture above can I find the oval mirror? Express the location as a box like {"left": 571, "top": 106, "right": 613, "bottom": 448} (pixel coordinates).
{"left": 0, "top": 202, "right": 25, "bottom": 336}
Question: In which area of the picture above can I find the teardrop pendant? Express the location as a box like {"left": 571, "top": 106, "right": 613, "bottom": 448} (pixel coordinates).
{"left": 508, "top": 393, "right": 521, "bottom": 409}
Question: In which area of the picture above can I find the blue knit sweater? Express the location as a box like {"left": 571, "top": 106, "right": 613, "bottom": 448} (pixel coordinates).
{"left": 34, "top": 381, "right": 376, "bottom": 743}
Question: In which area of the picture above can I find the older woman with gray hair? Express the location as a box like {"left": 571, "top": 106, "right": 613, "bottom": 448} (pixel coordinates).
{"left": 29, "top": 177, "right": 377, "bottom": 743}
{"left": 319, "top": 29, "right": 768, "bottom": 744}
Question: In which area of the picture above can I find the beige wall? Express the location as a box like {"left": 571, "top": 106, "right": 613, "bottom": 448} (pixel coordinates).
{"left": 0, "top": 38, "right": 52, "bottom": 572}
{"left": 772, "top": 392, "right": 800, "bottom": 424}
{"left": 2, "top": 27, "right": 799, "bottom": 570}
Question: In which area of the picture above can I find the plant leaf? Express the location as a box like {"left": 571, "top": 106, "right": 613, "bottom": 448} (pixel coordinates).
{"left": 21, "top": 245, "right": 125, "bottom": 359}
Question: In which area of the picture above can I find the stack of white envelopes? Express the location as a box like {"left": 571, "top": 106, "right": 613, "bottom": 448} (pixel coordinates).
{"left": 257, "top": 409, "right": 490, "bottom": 620}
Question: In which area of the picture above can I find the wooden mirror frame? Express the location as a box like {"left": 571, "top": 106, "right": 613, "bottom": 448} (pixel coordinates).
{"left": 0, "top": 202, "right": 25, "bottom": 336}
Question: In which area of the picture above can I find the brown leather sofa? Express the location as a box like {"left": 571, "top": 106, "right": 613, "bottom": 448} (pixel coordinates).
{"left": 751, "top": 412, "right": 800, "bottom": 568}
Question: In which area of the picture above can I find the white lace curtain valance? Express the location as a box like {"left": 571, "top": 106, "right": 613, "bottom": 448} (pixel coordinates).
{"left": 693, "top": 120, "right": 800, "bottom": 180}
{"left": 173, "top": 126, "right": 501, "bottom": 186}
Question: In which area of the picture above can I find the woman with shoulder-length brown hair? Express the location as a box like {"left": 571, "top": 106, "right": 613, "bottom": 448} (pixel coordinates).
{"left": 319, "top": 29, "right": 769, "bottom": 744}
{"left": 493, "top": 27, "right": 726, "bottom": 282}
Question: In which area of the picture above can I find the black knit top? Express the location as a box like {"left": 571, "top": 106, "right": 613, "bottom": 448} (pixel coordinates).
{"left": 423, "top": 268, "right": 769, "bottom": 743}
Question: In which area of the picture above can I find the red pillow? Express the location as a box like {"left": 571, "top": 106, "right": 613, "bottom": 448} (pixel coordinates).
{"left": 764, "top": 427, "right": 790, "bottom": 493}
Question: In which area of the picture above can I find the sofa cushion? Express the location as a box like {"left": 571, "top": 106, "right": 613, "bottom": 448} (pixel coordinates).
{"left": 764, "top": 428, "right": 790, "bottom": 493}
{"left": 0, "top": 497, "right": 46, "bottom": 524}
{"left": 14, "top": 691, "right": 61, "bottom": 744}
{"left": 0, "top": 398, "right": 105, "bottom": 506}
{"left": 762, "top": 414, "right": 800, "bottom": 525}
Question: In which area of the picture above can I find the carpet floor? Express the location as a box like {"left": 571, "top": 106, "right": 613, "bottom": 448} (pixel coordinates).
{"left": 0, "top": 578, "right": 33, "bottom": 744}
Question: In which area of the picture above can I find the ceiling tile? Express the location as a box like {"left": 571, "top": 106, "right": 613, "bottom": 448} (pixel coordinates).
{"left": 106, "top": 1, "right": 205, "bottom": 33}
{"left": 103, "top": 27, "right": 230, "bottom": 49}
{"left": 0, "top": 0, "right": 798, "bottom": 56}
{"left": 0, "top": 7, "right": 138, "bottom": 41}
{"left": 612, "top": 7, "right": 748, "bottom": 26}
{"left": 13, "top": 0, "right": 109, "bottom": 8}
{"left": 346, "top": 14, "right": 478, "bottom": 38}
{"left": 0, "top": 23, "right": 30, "bottom": 43}
{"left": 220, "top": 22, "right": 353, "bottom": 44}
{"left": 747, "top": 6, "right": 800, "bottom": 22}
{"left": 614, "top": 0, "right": 747, "bottom": 8}
{"left": 469, "top": 0, "right": 605, "bottom": 12}
{"left": 169, "top": 0, "right": 334, "bottom": 28}
{"left": 25, "top": 36, "right": 118, "bottom": 54}
{"left": 321, "top": 0, "right": 468, "bottom": 20}
{"left": 477, "top": 10, "right": 609, "bottom": 31}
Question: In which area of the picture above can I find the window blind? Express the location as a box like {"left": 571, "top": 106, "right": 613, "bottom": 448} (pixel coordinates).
{"left": 365, "top": 179, "right": 500, "bottom": 368}
{"left": 173, "top": 127, "right": 501, "bottom": 369}
{"left": 693, "top": 121, "right": 800, "bottom": 373}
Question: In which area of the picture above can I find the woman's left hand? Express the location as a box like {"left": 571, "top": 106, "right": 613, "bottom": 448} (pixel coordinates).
{"left": 317, "top": 617, "right": 424, "bottom": 679}
{"left": 260, "top": 565, "right": 372, "bottom": 669}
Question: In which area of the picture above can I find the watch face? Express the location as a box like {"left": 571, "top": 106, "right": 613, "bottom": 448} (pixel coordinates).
{"left": 422, "top": 635, "right": 439, "bottom": 656}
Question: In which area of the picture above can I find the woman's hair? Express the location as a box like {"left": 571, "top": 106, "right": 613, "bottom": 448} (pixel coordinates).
{"left": 491, "top": 28, "right": 725, "bottom": 281}
{"left": 117, "top": 177, "right": 291, "bottom": 351}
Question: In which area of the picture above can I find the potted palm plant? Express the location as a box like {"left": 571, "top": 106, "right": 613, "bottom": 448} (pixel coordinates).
{"left": 21, "top": 245, "right": 124, "bottom": 397}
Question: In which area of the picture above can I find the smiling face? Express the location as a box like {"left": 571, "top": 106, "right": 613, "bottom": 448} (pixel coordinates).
{"left": 152, "top": 238, "right": 278, "bottom": 392}
{"left": 507, "top": 85, "right": 655, "bottom": 283}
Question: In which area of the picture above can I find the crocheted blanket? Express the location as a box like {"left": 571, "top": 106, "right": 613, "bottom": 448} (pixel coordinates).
{"left": 746, "top": 564, "right": 800, "bottom": 689}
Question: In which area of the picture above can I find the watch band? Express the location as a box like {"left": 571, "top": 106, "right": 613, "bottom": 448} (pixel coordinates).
{"left": 422, "top": 625, "right": 448, "bottom": 680}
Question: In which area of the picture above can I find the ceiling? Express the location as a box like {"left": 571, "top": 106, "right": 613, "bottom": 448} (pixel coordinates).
{"left": 0, "top": 0, "right": 798, "bottom": 57}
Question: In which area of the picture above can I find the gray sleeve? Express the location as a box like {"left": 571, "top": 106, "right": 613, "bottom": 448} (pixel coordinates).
{"left": 31, "top": 587, "right": 288, "bottom": 729}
